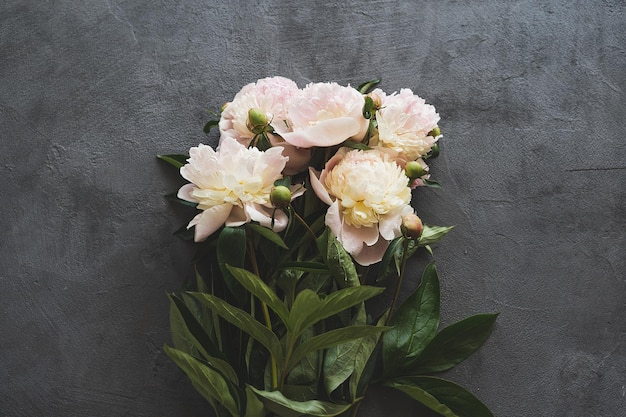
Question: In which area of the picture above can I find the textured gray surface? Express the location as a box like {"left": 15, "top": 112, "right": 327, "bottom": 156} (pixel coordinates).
{"left": 1, "top": 1, "right": 625, "bottom": 416}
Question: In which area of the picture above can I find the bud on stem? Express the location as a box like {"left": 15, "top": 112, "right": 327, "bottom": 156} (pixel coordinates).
{"left": 270, "top": 185, "right": 291, "bottom": 209}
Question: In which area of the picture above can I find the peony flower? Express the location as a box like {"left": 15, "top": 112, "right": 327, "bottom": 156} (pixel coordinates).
{"left": 310, "top": 147, "right": 413, "bottom": 266}
{"left": 278, "top": 82, "right": 369, "bottom": 149}
{"left": 370, "top": 88, "right": 440, "bottom": 160}
{"left": 218, "top": 76, "right": 311, "bottom": 175}
{"left": 177, "top": 138, "right": 291, "bottom": 242}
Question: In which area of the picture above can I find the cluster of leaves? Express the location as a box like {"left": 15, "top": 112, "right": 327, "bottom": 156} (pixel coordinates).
{"left": 159, "top": 157, "right": 496, "bottom": 416}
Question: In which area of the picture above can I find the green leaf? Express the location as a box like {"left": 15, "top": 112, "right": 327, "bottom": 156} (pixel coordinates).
{"left": 279, "top": 261, "right": 330, "bottom": 274}
{"left": 357, "top": 78, "right": 382, "bottom": 94}
{"left": 249, "top": 386, "right": 355, "bottom": 417}
{"left": 410, "top": 313, "right": 499, "bottom": 374}
{"left": 418, "top": 225, "right": 455, "bottom": 247}
{"left": 204, "top": 119, "right": 219, "bottom": 134}
{"left": 245, "top": 385, "right": 267, "bottom": 417}
{"left": 164, "top": 346, "right": 240, "bottom": 417}
{"left": 288, "top": 326, "right": 388, "bottom": 372}
{"left": 169, "top": 294, "right": 225, "bottom": 363}
{"left": 349, "top": 312, "right": 387, "bottom": 399}
{"left": 383, "top": 263, "right": 440, "bottom": 378}
{"left": 288, "top": 286, "right": 384, "bottom": 338}
{"left": 340, "top": 140, "right": 372, "bottom": 151}
{"left": 384, "top": 381, "right": 457, "bottom": 417}
{"left": 157, "top": 154, "right": 188, "bottom": 169}
{"left": 217, "top": 227, "right": 247, "bottom": 302}
{"left": 389, "top": 376, "right": 494, "bottom": 417}
{"left": 377, "top": 237, "right": 404, "bottom": 282}
{"left": 422, "top": 178, "right": 442, "bottom": 188}
{"left": 317, "top": 228, "right": 360, "bottom": 289}
{"left": 387, "top": 376, "right": 493, "bottom": 417}
{"left": 287, "top": 327, "right": 321, "bottom": 386}
{"left": 225, "top": 265, "right": 290, "bottom": 323}
{"left": 191, "top": 292, "right": 284, "bottom": 364}
{"left": 247, "top": 223, "right": 288, "bottom": 249}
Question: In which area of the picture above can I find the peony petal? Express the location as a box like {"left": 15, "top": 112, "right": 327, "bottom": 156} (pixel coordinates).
{"left": 378, "top": 205, "right": 412, "bottom": 240}
{"left": 188, "top": 204, "right": 232, "bottom": 242}
{"left": 177, "top": 183, "right": 199, "bottom": 203}
{"left": 325, "top": 201, "right": 344, "bottom": 242}
{"left": 225, "top": 205, "right": 249, "bottom": 227}
{"left": 309, "top": 168, "right": 334, "bottom": 206}
{"left": 352, "top": 238, "right": 390, "bottom": 266}
{"left": 281, "top": 117, "right": 362, "bottom": 148}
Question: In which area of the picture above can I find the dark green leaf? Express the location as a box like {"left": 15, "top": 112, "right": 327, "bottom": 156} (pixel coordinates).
{"left": 280, "top": 261, "right": 330, "bottom": 274}
{"left": 287, "top": 327, "right": 321, "bottom": 386}
{"left": 357, "top": 78, "right": 382, "bottom": 94}
{"left": 246, "top": 223, "right": 288, "bottom": 249}
{"left": 191, "top": 292, "right": 284, "bottom": 365}
{"left": 390, "top": 376, "right": 494, "bottom": 417}
{"left": 204, "top": 120, "right": 219, "bottom": 134}
{"left": 225, "top": 265, "right": 289, "bottom": 323}
{"left": 157, "top": 154, "right": 188, "bottom": 169}
{"left": 384, "top": 381, "right": 457, "bottom": 417}
{"left": 418, "top": 225, "right": 454, "bottom": 247}
{"left": 422, "top": 178, "right": 442, "bottom": 188}
{"left": 323, "top": 305, "right": 368, "bottom": 397}
{"left": 249, "top": 385, "right": 355, "bottom": 417}
{"left": 244, "top": 385, "right": 267, "bottom": 417}
{"left": 377, "top": 237, "right": 404, "bottom": 282}
{"left": 169, "top": 294, "right": 225, "bottom": 362}
{"left": 317, "top": 228, "right": 360, "bottom": 289}
{"left": 410, "top": 313, "right": 499, "bottom": 374}
{"left": 340, "top": 140, "right": 372, "bottom": 151}
{"left": 217, "top": 227, "right": 247, "bottom": 302}
{"left": 288, "top": 326, "right": 388, "bottom": 372}
{"left": 164, "top": 346, "right": 240, "bottom": 417}
{"left": 288, "top": 286, "right": 384, "bottom": 338}
{"left": 383, "top": 263, "right": 440, "bottom": 377}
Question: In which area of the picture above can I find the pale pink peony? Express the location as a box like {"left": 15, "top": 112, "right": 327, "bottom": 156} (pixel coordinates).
{"left": 177, "top": 138, "right": 291, "bottom": 242}
{"left": 309, "top": 147, "right": 413, "bottom": 266}
{"left": 218, "top": 76, "right": 311, "bottom": 175}
{"left": 371, "top": 88, "right": 440, "bottom": 160}
{"left": 278, "top": 82, "right": 369, "bottom": 149}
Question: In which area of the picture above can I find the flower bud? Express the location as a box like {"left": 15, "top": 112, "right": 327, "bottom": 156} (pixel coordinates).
{"left": 405, "top": 161, "right": 425, "bottom": 180}
{"left": 270, "top": 185, "right": 291, "bottom": 208}
{"left": 247, "top": 108, "right": 269, "bottom": 134}
{"left": 221, "top": 102, "right": 230, "bottom": 112}
{"left": 426, "top": 143, "right": 440, "bottom": 159}
{"left": 401, "top": 213, "right": 423, "bottom": 239}
{"left": 428, "top": 126, "right": 441, "bottom": 137}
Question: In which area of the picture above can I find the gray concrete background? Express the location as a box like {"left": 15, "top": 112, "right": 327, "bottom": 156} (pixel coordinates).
{"left": 1, "top": 1, "right": 624, "bottom": 416}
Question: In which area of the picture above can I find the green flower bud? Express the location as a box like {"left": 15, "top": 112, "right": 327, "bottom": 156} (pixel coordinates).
{"left": 428, "top": 126, "right": 441, "bottom": 137}
{"left": 248, "top": 108, "right": 269, "bottom": 134}
{"left": 401, "top": 213, "right": 423, "bottom": 239}
{"left": 270, "top": 185, "right": 291, "bottom": 208}
{"left": 405, "top": 161, "right": 425, "bottom": 180}
{"left": 426, "top": 143, "right": 440, "bottom": 159}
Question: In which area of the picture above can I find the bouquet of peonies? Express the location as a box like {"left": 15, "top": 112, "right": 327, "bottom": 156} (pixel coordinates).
{"left": 159, "top": 77, "right": 497, "bottom": 417}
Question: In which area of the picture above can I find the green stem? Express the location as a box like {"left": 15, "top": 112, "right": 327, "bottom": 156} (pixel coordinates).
{"left": 292, "top": 206, "right": 318, "bottom": 241}
{"left": 247, "top": 235, "right": 279, "bottom": 390}
{"left": 353, "top": 239, "right": 411, "bottom": 417}
{"left": 385, "top": 238, "right": 410, "bottom": 326}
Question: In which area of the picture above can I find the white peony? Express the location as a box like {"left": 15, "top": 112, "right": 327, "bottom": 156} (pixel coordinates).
{"left": 310, "top": 147, "right": 413, "bottom": 266}
{"left": 371, "top": 88, "right": 440, "bottom": 160}
{"left": 218, "top": 76, "right": 311, "bottom": 175}
{"left": 177, "top": 138, "right": 290, "bottom": 242}
{"left": 278, "top": 82, "right": 369, "bottom": 148}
